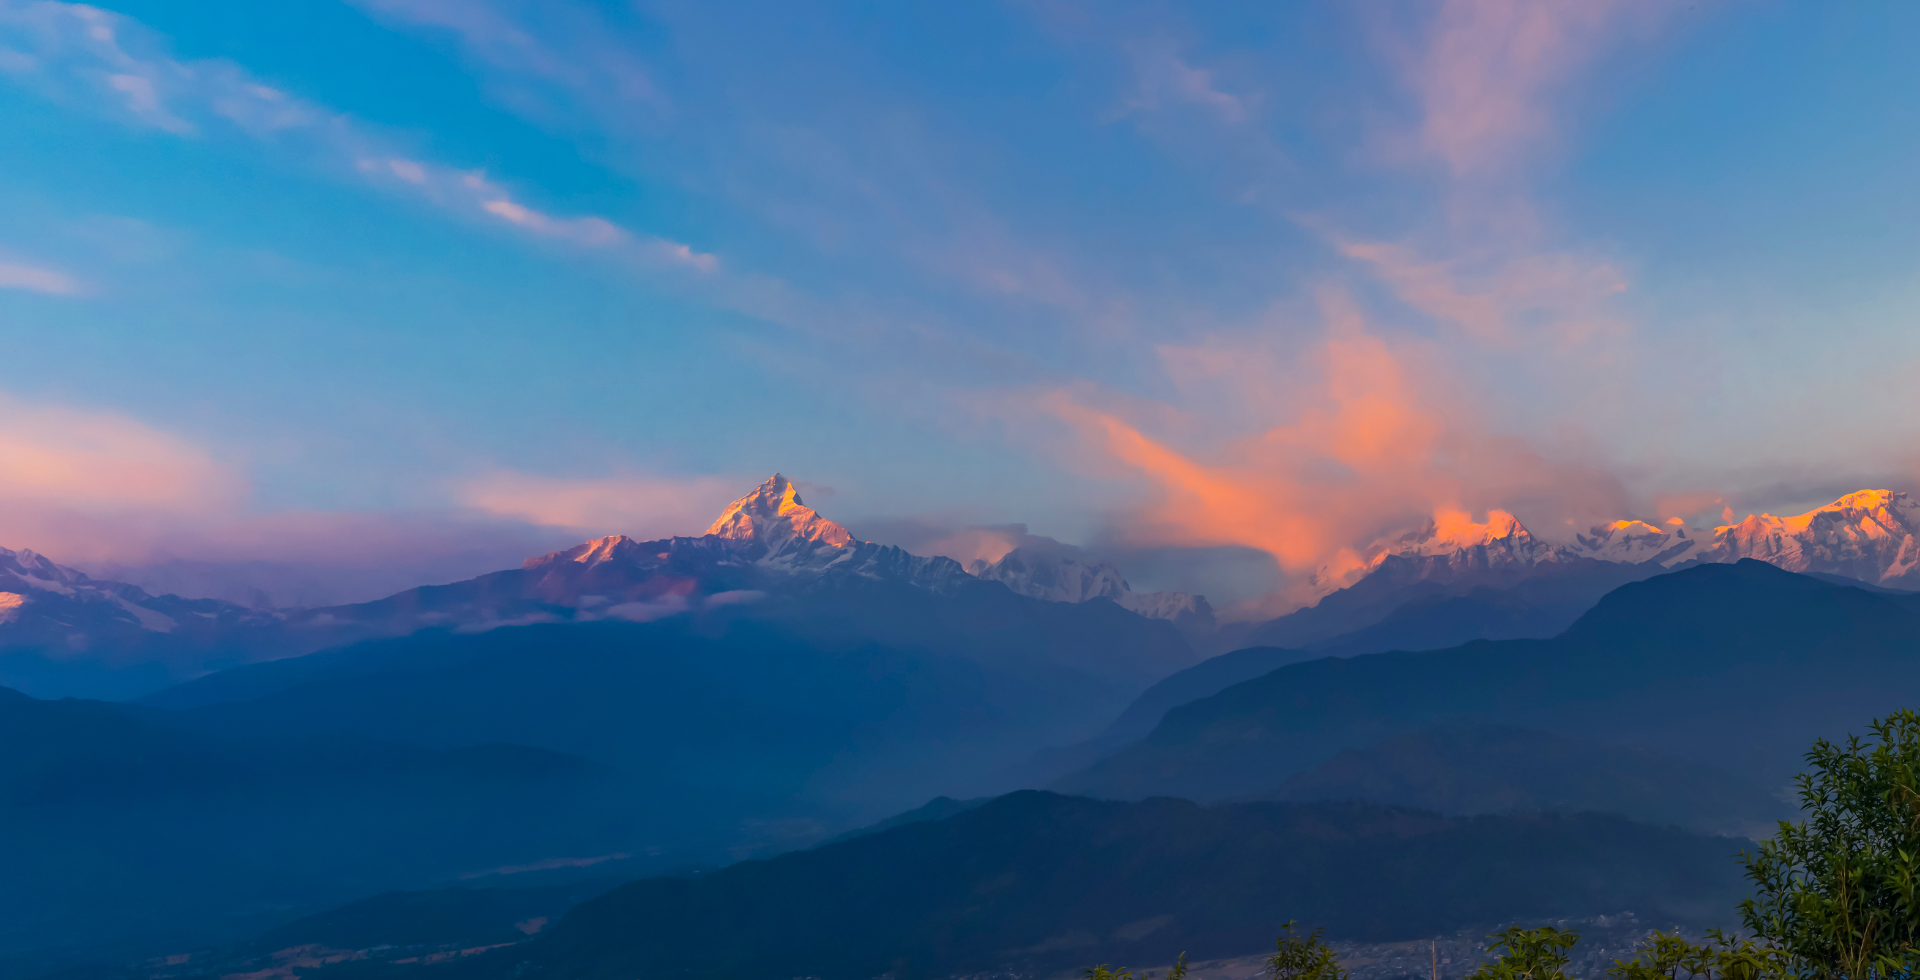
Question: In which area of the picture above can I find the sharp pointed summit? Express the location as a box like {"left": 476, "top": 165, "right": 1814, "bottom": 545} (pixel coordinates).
{"left": 704, "top": 474, "right": 856, "bottom": 553}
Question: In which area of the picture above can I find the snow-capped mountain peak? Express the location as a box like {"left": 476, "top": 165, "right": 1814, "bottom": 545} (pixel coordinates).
{"left": 1296, "top": 488, "right": 1920, "bottom": 616}
{"left": 1569, "top": 518, "right": 1709, "bottom": 565}
{"left": 1379, "top": 508, "right": 1539, "bottom": 558}
{"left": 0, "top": 546, "right": 89, "bottom": 593}
{"left": 545, "top": 534, "right": 656, "bottom": 567}
{"left": 704, "top": 474, "right": 855, "bottom": 554}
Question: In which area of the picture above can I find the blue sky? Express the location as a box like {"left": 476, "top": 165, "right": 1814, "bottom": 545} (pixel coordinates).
{"left": 1, "top": 0, "right": 1917, "bottom": 609}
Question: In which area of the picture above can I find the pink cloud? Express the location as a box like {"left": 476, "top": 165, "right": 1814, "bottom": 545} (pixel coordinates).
{"left": 0, "top": 392, "right": 241, "bottom": 517}
{"left": 0, "top": 394, "right": 682, "bottom": 604}
{"left": 0, "top": 261, "right": 81, "bottom": 295}
{"left": 1336, "top": 235, "right": 1629, "bottom": 347}
{"left": 457, "top": 470, "right": 747, "bottom": 539}
{"left": 1404, "top": 0, "right": 1657, "bottom": 178}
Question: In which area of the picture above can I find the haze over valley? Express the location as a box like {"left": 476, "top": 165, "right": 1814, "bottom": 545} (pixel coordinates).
{"left": 3, "top": 2, "right": 1918, "bottom": 978}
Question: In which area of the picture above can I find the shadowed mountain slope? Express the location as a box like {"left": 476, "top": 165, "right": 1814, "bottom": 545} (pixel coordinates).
{"left": 1216, "top": 558, "right": 1667, "bottom": 657}
{"left": 1264, "top": 723, "right": 1792, "bottom": 836}
{"left": 142, "top": 593, "right": 1184, "bottom": 820}
{"left": 1099, "top": 645, "right": 1306, "bottom": 744}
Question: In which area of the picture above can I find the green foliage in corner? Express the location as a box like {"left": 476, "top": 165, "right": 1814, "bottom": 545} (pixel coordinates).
{"left": 1740, "top": 708, "right": 1920, "bottom": 980}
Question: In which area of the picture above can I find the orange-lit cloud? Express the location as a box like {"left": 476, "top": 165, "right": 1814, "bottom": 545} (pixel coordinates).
{"left": 1028, "top": 294, "right": 1630, "bottom": 614}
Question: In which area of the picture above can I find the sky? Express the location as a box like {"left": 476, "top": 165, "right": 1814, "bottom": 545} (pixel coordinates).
{"left": 1, "top": 0, "right": 1917, "bottom": 612}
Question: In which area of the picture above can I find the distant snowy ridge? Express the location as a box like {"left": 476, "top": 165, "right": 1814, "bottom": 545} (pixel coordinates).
{"left": 968, "top": 546, "right": 1214, "bottom": 630}
{"left": 0, "top": 545, "right": 272, "bottom": 642}
{"left": 1706, "top": 489, "right": 1920, "bottom": 588}
{"left": 1308, "top": 489, "right": 1920, "bottom": 601}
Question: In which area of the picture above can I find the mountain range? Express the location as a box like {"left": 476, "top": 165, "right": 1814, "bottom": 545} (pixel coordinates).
{"left": 0, "top": 476, "right": 1209, "bottom": 700}
{"left": 5, "top": 482, "right": 1918, "bottom": 702}
{"left": 1212, "top": 489, "right": 1920, "bottom": 665}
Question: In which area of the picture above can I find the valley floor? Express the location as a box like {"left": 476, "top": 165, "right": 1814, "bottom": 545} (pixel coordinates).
{"left": 1027, "top": 915, "right": 1703, "bottom": 980}
{"left": 45, "top": 914, "right": 1710, "bottom": 980}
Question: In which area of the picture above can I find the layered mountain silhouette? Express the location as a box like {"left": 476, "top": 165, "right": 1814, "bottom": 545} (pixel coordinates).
{"left": 1059, "top": 560, "right": 1920, "bottom": 802}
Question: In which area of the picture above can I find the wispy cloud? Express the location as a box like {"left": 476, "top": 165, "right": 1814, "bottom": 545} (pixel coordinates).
{"left": 0, "top": 260, "right": 79, "bottom": 294}
{"left": 1117, "top": 37, "right": 1252, "bottom": 124}
{"left": 0, "top": 0, "right": 714, "bottom": 273}
{"left": 1336, "top": 235, "right": 1629, "bottom": 347}
{"left": 1314, "top": 1, "right": 1658, "bottom": 355}
{"left": 349, "top": 0, "right": 668, "bottom": 120}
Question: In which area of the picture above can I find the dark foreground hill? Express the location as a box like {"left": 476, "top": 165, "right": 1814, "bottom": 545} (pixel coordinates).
{"left": 324, "top": 790, "right": 1749, "bottom": 980}
{"left": 1060, "top": 561, "right": 1920, "bottom": 802}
